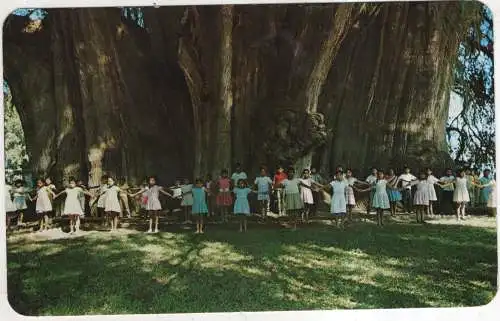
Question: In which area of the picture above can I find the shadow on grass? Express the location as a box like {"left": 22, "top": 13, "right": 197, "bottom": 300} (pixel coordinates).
{"left": 6, "top": 219, "right": 497, "bottom": 315}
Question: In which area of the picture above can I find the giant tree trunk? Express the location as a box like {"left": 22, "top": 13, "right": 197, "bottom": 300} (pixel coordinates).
{"left": 4, "top": 2, "right": 472, "bottom": 185}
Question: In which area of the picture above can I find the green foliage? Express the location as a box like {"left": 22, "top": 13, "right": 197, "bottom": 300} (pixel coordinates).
{"left": 3, "top": 90, "right": 29, "bottom": 182}
{"left": 447, "top": 2, "right": 494, "bottom": 169}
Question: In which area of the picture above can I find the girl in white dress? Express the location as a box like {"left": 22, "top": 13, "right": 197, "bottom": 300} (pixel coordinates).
{"left": 54, "top": 178, "right": 93, "bottom": 233}
{"left": 97, "top": 175, "right": 109, "bottom": 222}
{"left": 411, "top": 172, "right": 431, "bottom": 224}
{"left": 322, "top": 171, "right": 349, "bottom": 228}
{"left": 299, "top": 169, "right": 322, "bottom": 224}
{"left": 44, "top": 177, "right": 57, "bottom": 218}
{"left": 5, "top": 183, "right": 17, "bottom": 230}
{"left": 442, "top": 170, "right": 482, "bottom": 221}
{"left": 425, "top": 169, "right": 439, "bottom": 217}
{"left": 29, "top": 179, "right": 55, "bottom": 232}
{"left": 130, "top": 176, "right": 172, "bottom": 233}
{"left": 98, "top": 177, "right": 126, "bottom": 231}
{"left": 345, "top": 169, "right": 366, "bottom": 222}
{"left": 181, "top": 178, "right": 194, "bottom": 223}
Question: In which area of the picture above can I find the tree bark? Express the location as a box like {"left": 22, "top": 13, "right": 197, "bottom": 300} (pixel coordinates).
{"left": 4, "top": 2, "right": 470, "bottom": 186}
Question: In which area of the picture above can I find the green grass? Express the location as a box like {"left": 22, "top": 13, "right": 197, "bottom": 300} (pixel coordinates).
{"left": 7, "top": 216, "right": 498, "bottom": 315}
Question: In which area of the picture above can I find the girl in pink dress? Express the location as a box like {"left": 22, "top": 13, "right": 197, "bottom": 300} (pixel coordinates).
{"left": 216, "top": 169, "right": 233, "bottom": 222}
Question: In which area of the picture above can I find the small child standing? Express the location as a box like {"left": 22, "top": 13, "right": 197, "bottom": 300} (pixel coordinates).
{"left": 30, "top": 179, "right": 55, "bottom": 232}
{"left": 254, "top": 167, "right": 273, "bottom": 221}
{"left": 5, "top": 182, "right": 17, "bottom": 230}
{"left": 299, "top": 169, "right": 322, "bottom": 224}
{"left": 216, "top": 169, "right": 233, "bottom": 223}
{"left": 54, "top": 178, "right": 93, "bottom": 233}
{"left": 205, "top": 174, "right": 216, "bottom": 217}
{"left": 100, "top": 177, "right": 125, "bottom": 231}
{"left": 361, "top": 170, "right": 392, "bottom": 226}
{"left": 233, "top": 179, "right": 254, "bottom": 232}
{"left": 192, "top": 178, "right": 209, "bottom": 234}
{"left": 130, "top": 176, "right": 172, "bottom": 233}
{"left": 425, "top": 168, "right": 439, "bottom": 218}
{"left": 181, "top": 178, "right": 194, "bottom": 223}
{"left": 324, "top": 171, "right": 348, "bottom": 228}
{"left": 13, "top": 179, "right": 28, "bottom": 226}
{"left": 412, "top": 172, "right": 431, "bottom": 223}
{"left": 281, "top": 168, "right": 303, "bottom": 230}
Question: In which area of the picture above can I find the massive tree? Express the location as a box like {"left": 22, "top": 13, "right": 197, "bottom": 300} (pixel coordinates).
{"left": 2, "top": 2, "right": 487, "bottom": 185}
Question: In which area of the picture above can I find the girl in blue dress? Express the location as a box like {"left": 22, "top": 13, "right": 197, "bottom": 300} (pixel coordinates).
{"left": 192, "top": 178, "right": 209, "bottom": 234}
{"left": 233, "top": 179, "right": 255, "bottom": 232}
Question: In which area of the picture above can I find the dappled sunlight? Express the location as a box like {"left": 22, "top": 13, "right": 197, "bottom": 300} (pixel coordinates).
{"left": 6, "top": 217, "right": 497, "bottom": 314}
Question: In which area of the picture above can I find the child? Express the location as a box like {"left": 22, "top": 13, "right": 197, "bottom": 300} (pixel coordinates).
{"left": 167, "top": 179, "right": 183, "bottom": 217}
{"left": 281, "top": 168, "right": 303, "bottom": 230}
{"left": 192, "top": 178, "right": 209, "bottom": 234}
{"left": 412, "top": 172, "right": 431, "bottom": 223}
{"left": 323, "top": 171, "right": 348, "bottom": 228}
{"left": 45, "top": 177, "right": 57, "bottom": 218}
{"left": 299, "top": 169, "right": 322, "bottom": 223}
{"left": 99, "top": 177, "right": 125, "bottom": 231}
{"left": 54, "top": 177, "right": 93, "bottom": 233}
{"left": 181, "top": 178, "right": 194, "bottom": 223}
{"left": 13, "top": 179, "right": 28, "bottom": 226}
{"left": 140, "top": 181, "right": 149, "bottom": 218}
{"left": 364, "top": 168, "right": 378, "bottom": 216}
{"left": 233, "top": 179, "right": 254, "bottom": 232}
{"left": 76, "top": 180, "right": 88, "bottom": 216}
{"left": 362, "top": 170, "right": 392, "bottom": 226}
{"left": 426, "top": 168, "right": 439, "bottom": 217}
{"left": 29, "top": 179, "right": 55, "bottom": 232}
{"left": 450, "top": 169, "right": 482, "bottom": 221}
{"left": 205, "top": 174, "right": 215, "bottom": 217}
{"left": 130, "top": 176, "right": 172, "bottom": 233}
{"left": 479, "top": 169, "right": 493, "bottom": 215}
{"left": 5, "top": 182, "right": 17, "bottom": 230}
{"left": 386, "top": 169, "right": 402, "bottom": 217}
{"left": 216, "top": 170, "right": 232, "bottom": 223}
{"left": 273, "top": 165, "right": 288, "bottom": 216}
{"left": 486, "top": 177, "right": 496, "bottom": 217}
{"left": 254, "top": 167, "right": 273, "bottom": 221}
{"left": 97, "top": 175, "right": 109, "bottom": 221}
{"left": 399, "top": 166, "right": 417, "bottom": 214}
{"left": 345, "top": 169, "right": 363, "bottom": 221}
{"left": 439, "top": 169, "right": 456, "bottom": 217}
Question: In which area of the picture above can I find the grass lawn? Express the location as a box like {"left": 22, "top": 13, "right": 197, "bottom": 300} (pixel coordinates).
{"left": 6, "top": 215, "right": 498, "bottom": 315}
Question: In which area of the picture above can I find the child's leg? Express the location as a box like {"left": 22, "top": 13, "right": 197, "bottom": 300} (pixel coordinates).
{"left": 75, "top": 215, "right": 81, "bottom": 231}
{"left": 18, "top": 211, "right": 24, "bottom": 225}
{"left": 244, "top": 217, "right": 248, "bottom": 231}
{"left": 460, "top": 203, "right": 466, "bottom": 219}
{"left": 239, "top": 216, "right": 243, "bottom": 232}
{"left": 114, "top": 215, "right": 119, "bottom": 230}
{"left": 43, "top": 214, "right": 49, "bottom": 230}
{"left": 155, "top": 213, "right": 159, "bottom": 232}
{"left": 200, "top": 216, "right": 204, "bottom": 233}
{"left": 455, "top": 203, "right": 461, "bottom": 220}
{"left": 147, "top": 211, "right": 153, "bottom": 232}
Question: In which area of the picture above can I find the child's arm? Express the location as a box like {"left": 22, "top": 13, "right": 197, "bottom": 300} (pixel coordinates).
{"left": 159, "top": 188, "right": 173, "bottom": 197}
{"left": 53, "top": 190, "right": 66, "bottom": 199}
{"left": 129, "top": 188, "right": 146, "bottom": 197}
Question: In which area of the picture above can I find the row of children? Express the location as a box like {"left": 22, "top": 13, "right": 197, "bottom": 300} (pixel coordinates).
{"left": 5, "top": 164, "right": 496, "bottom": 234}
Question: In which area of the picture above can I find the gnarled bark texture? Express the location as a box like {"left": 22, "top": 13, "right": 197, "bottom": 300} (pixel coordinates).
{"left": 3, "top": 2, "right": 469, "bottom": 184}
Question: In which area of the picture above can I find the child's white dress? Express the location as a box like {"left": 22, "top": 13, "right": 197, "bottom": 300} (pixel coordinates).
{"left": 63, "top": 187, "right": 84, "bottom": 215}
{"left": 487, "top": 180, "right": 496, "bottom": 208}
{"left": 426, "top": 175, "right": 439, "bottom": 201}
{"left": 36, "top": 186, "right": 53, "bottom": 213}
{"left": 5, "top": 185, "right": 16, "bottom": 212}
{"left": 330, "top": 180, "right": 348, "bottom": 214}
{"left": 97, "top": 184, "right": 108, "bottom": 208}
{"left": 146, "top": 185, "right": 162, "bottom": 211}
{"left": 372, "top": 180, "right": 390, "bottom": 209}
{"left": 299, "top": 178, "right": 314, "bottom": 205}
{"left": 345, "top": 177, "right": 357, "bottom": 205}
{"left": 453, "top": 177, "right": 470, "bottom": 203}
{"left": 104, "top": 185, "right": 122, "bottom": 213}
{"left": 413, "top": 180, "right": 430, "bottom": 206}
{"left": 181, "top": 184, "right": 194, "bottom": 206}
